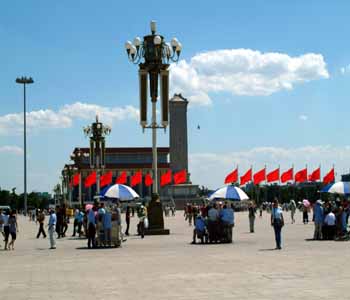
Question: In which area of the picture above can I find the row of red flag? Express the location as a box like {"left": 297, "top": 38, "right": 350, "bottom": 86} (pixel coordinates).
{"left": 70, "top": 169, "right": 187, "bottom": 188}
{"left": 224, "top": 167, "right": 335, "bottom": 186}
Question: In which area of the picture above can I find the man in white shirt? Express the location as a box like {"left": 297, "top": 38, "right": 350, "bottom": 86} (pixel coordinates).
{"left": 324, "top": 211, "right": 336, "bottom": 240}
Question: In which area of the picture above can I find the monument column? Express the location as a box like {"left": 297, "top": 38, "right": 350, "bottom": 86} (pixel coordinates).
{"left": 169, "top": 93, "right": 189, "bottom": 180}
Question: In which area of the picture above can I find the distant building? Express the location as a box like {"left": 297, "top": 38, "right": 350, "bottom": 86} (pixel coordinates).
{"left": 67, "top": 93, "right": 199, "bottom": 206}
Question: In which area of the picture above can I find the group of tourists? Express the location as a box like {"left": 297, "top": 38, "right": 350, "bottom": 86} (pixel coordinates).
{"left": 189, "top": 203, "right": 235, "bottom": 244}
{"left": 0, "top": 208, "right": 18, "bottom": 250}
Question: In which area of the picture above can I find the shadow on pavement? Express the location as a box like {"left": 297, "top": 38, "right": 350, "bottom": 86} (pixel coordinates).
{"left": 258, "top": 248, "right": 277, "bottom": 251}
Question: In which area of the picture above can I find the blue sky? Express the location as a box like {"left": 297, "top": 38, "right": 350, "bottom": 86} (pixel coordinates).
{"left": 1, "top": 0, "right": 350, "bottom": 192}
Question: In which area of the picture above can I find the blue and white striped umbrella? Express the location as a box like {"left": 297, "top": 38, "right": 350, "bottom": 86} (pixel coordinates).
{"left": 100, "top": 184, "right": 140, "bottom": 201}
{"left": 321, "top": 181, "right": 350, "bottom": 195}
{"left": 209, "top": 185, "right": 249, "bottom": 201}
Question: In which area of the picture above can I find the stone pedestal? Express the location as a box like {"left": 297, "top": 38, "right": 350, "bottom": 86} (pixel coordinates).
{"left": 145, "top": 193, "right": 170, "bottom": 235}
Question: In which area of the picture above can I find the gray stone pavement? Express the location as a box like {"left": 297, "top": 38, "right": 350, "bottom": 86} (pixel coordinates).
{"left": 1, "top": 211, "right": 349, "bottom": 300}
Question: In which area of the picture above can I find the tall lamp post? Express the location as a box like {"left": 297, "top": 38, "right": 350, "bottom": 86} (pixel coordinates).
{"left": 16, "top": 76, "right": 34, "bottom": 215}
{"left": 71, "top": 148, "right": 89, "bottom": 206}
{"left": 124, "top": 20, "right": 182, "bottom": 195}
{"left": 83, "top": 116, "right": 111, "bottom": 196}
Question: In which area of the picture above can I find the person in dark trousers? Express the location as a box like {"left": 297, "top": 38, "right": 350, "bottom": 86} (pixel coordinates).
{"left": 56, "top": 206, "right": 63, "bottom": 238}
{"left": 271, "top": 199, "right": 284, "bottom": 250}
{"left": 36, "top": 209, "right": 46, "bottom": 238}
{"left": 125, "top": 206, "right": 131, "bottom": 236}
{"left": 87, "top": 206, "right": 97, "bottom": 248}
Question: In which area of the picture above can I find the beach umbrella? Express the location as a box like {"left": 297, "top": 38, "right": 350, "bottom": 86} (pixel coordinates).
{"left": 208, "top": 185, "right": 249, "bottom": 201}
{"left": 100, "top": 184, "right": 139, "bottom": 201}
{"left": 321, "top": 181, "right": 350, "bottom": 195}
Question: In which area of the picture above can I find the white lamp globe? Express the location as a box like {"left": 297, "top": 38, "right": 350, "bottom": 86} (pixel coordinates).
{"left": 154, "top": 35, "right": 162, "bottom": 45}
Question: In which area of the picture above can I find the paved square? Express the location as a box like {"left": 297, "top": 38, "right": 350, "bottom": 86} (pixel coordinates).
{"left": 1, "top": 211, "right": 349, "bottom": 300}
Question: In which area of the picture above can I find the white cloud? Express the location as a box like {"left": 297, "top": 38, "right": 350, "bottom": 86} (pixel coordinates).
{"left": 340, "top": 64, "right": 350, "bottom": 74}
{"left": 0, "top": 145, "right": 23, "bottom": 155}
{"left": 170, "top": 49, "right": 329, "bottom": 106}
{"left": 299, "top": 115, "right": 308, "bottom": 121}
{"left": 189, "top": 145, "right": 349, "bottom": 189}
{"left": 0, "top": 102, "right": 139, "bottom": 135}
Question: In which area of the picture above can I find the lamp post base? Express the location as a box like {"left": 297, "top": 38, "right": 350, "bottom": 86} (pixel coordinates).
{"left": 145, "top": 193, "right": 170, "bottom": 235}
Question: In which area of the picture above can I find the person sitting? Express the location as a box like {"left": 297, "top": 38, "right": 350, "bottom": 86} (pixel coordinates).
{"left": 192, "top": 215, "right": 208, "bottom": 244}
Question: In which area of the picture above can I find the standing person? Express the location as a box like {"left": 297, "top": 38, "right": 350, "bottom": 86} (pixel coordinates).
{"left": 303, "top": 204, "right": 309, "bottom": 224}
{"left": 137, "top": 205, "right": 147, "bottom": 239}
{"left": 56, "top": 206, "right": 63, "bottom": 239}
{"left": 248, "top": 202, "right": 256, "bottom": 233}
{"left": 72, "top": 209, "right": 80, "bottom": 237}
{"left": 313, "top": 200, "right": 324, "bottom": 240}
{"left": 103, "top": 210, "right": 112, "bottom": 247}
{"left": 324, "top": 210, "right": 336, "bottom": 240}
{"left": 48, "top": 208, "right": 57, "bottom": 249}
{"left": 36, "top": 209, "right": 47, "bottom": 239}
{"left": 271, "top": 199, "right": 284, "bottom": 250}
{"left": 2, "top": 210, "right": 10, "bottom": 250}
{"left": 87, "top": 207, "right": 97, "bottom": 249}
{"left": 8, "top": 210, "right": 18, "bottom": 250}
{"left": 0, "top": 209, "right": 3, "bottom": 248}
{"left": 290, "top": 199, "right": 297, "bottom": 224}
{"left": 207, "top": 204, "right": 219, "bottom": 243}
{"left": 125, "top": 206, "right": 131, "bottom": 236}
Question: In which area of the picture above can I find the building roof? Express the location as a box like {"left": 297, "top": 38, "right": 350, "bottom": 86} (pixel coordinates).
{"left": 73, "top": 147, "right": 170, "bottom": 154}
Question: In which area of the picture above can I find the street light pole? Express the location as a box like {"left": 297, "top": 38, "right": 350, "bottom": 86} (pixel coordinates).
{"left": 16, "top": 76, "right": 34, "bottom": 215}
{"left": 125, "top": 20, "right": 182, "bottom": 197}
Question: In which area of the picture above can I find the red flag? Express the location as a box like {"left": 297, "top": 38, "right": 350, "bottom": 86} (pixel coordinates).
{"left": 309, "top": 167, "right": 320, "bottom": 182}
{"left": 84, "top": 171, "right": 96, "bottom": 188}
{"left": 240, "top": 168, "right": 252, "bottom": 186}
{"left": 131, "top": 171, "right": 142, "bottom": 187}
{"left": 174, "top": 169, "right": 187, "bottom": 184}
{"left": 281, "top": 168, "right": 293, "bottom": 183}
{"left": 160, "top": 170, "right": 172, "bottom": 187}
{"left": 224, "top": 168, "right": 238, "bottom": 184}
{"left": 100, "top": 171, "right": 112, "bottom": 188}
{"left": 116, "top": 171, "right": 127, "bottom": 184}
{"left": 295, "top": 168, "right": 307, "bottom": 183}
{"left": 253, "top": 168, "right": 266, "bottom": 185}
{"left": 144, "top": 174, "right": 153, "bottom": 187}
{"left": 72, "top": 173, "right": 80, "bottom": 187}
{"left": 323, "top": 168, "right": 335, "bottom": 184}
{"left": 267, "top": 168, "right": 279, "bottom": 183}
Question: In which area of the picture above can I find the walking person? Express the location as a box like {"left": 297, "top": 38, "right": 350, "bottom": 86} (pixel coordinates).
{"left": 8, "top": 210, "right": 18, "bottom": 250}
{"left": 125, "top": 206, "right": 131, "bottom": 236}
{"left": 313, "top": 200, "right": 324, "bottom": 240}
{"left": 137, "top": 205, "right": 147, "bottom": 239}
{"left": 248, "top": 202, "right": 256, "bottom": 233}
{"left": 2, "top": 210, "right": 10, "bottom": 250}
{"left": 290, "top": 199, "right": 296, "bottom": 224}
{"left": 36, "top": 209, "right": 47, "bottom": 239}
{"left": 271, "top": 199, "right": 284, "bottom": 250}
{"left": 48, "top": 208, "right": 57, "bottom": 249}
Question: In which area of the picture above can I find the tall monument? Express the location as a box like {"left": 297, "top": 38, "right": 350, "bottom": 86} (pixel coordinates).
{"left": 167, "top": 94, "right": 199, "bottom": 208}
{"left": 169, "top": 93, "right": 189, "bottom": 178}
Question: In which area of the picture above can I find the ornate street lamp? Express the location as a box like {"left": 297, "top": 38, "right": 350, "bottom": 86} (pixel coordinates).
{"left": 83, "top": 116, "right": 111, "bottom": 195}
{"left": 70, "top": 148, "right": 89, "bottom": 206}
{"left": 124, "top": 20, "right": 182, "bottom": 196}
{"left": 15, "top": 76, "right": 34, "bottom": 215}
{"left": 62, "top": 164, "right": 77, "bottom": 207}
